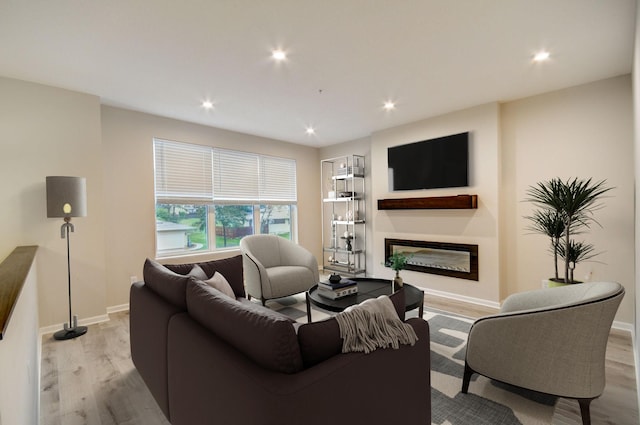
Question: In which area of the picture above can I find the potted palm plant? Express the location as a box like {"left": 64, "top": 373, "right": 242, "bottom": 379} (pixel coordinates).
{"left": 525, "top": 177, "right": 612, "bottom": 285}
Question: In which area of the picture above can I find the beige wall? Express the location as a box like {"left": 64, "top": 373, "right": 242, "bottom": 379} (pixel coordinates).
{"left": 633, "top": 0, "right": 639, "bottom": 396}
{"left": 0, "top": 76, "right": 321, "bottom": 327}
{"left": 369, "top": 103, "right": 502, "bottom": 305}
{"left": 502, "top": 75, "right": 635, "bottom": 324}
{"left": 0, "top": 77, "right": 107, "bottom": 327}
{"left": 321, "top": 77, "right": 635, "bottom": 327}
{"left": 101, "top": 106, "right": 321, "bottom": 308}
{"left": 0, "top": 72, "right": 635, "bottom": 328}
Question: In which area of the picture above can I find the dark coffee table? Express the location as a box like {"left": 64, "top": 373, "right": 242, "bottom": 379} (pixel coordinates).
{"left": 305, "top": 277, "right": 424, "bottom": 323}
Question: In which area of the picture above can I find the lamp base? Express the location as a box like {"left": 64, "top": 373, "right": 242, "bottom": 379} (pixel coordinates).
{"left": 53, "top": 326, "right": 88, "bottom": 340}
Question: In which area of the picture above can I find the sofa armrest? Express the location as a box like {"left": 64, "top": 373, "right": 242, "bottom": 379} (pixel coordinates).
{"left": 130, "top": 281, "right": 182, "bottom": 419}
{"left": 168, "top": 315, "right": 430, "bottom": 425}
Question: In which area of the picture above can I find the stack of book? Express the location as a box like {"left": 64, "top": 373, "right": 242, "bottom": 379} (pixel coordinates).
{"left": 317, "top": 278, "right": 358, "bottom": 299}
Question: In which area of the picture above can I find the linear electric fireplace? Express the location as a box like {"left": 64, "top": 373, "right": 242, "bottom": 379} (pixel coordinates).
{"left": 385, "top": 238, "right": 478, "bottom": 281}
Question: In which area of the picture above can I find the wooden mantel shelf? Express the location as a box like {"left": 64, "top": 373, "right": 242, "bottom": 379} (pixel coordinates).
{"left": 377, "top": 195, "right": 478, "bottom": 210}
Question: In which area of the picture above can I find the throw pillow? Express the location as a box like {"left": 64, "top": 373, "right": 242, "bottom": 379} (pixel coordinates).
{"left": 204, "top": 271, "right": 236, "bottom": 298}
{"left": 164, "top": 255, "right": 245, "bottom": 297}
{"left": 188, "top": 264, "right": 208, "bottom": 280}
{"left": 196, "top": 255, "right": 245, "bottom": 297}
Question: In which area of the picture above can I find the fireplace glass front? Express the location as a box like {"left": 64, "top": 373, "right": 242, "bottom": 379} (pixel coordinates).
{"left": 384, "top": 238, "right": 478, "bottom": 281}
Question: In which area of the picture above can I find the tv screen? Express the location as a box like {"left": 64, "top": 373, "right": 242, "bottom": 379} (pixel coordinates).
{"left": 388, "top": 132, "right": 469, "bottom": 191}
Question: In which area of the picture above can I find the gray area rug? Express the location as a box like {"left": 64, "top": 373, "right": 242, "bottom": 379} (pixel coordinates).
{"left": 270, "top": 296, "right": 557, "bottom": 425}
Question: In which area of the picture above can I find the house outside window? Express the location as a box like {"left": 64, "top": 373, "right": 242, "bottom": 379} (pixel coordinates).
{"left": 153, "top": 139, "right": 297, "bottom": 257}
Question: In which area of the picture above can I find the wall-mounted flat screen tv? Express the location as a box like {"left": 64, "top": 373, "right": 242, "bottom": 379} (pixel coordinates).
{"left": 388, "top": 132, "right": 469, "bottom": 191}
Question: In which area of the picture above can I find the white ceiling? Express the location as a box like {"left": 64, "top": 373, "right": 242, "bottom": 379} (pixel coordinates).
{"left": 0, "top": 1, "right": 636, "bottom": 147}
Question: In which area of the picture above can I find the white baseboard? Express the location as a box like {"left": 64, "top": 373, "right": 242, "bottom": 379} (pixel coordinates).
{"left": 421, "top": 287, "right": 501, "bottom": 310}
{"left": 421, "top": 287, "right": 634, "bottom": 333}
{"left": 612, "top": 320, "right": 634, "bottom": 333}
{"left": 39, "top": 313, "right": 110, "bottom": 337}
{"left": 39, "top": 304, "right": 132, "bottom": 336}
{"left": 107, "top": 303, "right": 129, "bottom": 314}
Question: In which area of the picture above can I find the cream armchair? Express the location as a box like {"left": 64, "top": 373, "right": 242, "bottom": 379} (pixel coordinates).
{"left": 239, "top": 234, "right": 319, "bottom": 305}
{"left": 462, "top": 281, "right": 624, "bottom": 425}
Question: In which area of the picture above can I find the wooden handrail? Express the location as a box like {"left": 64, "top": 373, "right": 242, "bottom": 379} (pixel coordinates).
{"left": 0, "top": 246, "right": 38, "bottom": 340}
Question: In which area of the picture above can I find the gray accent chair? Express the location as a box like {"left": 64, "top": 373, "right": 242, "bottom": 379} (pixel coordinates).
{"left": 240, "top": 234, "right": 319, "bottom": 305}
{"left": 462, "top": 281, "right": 624, "bottom": 425}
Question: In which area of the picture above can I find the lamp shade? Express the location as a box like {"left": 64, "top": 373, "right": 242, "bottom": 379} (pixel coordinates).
{"left": 46, "top": 176, "right": 87, "bottom": 218}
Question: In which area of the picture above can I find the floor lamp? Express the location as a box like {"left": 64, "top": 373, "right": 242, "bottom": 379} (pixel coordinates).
{"left": 46, "top": 176, "right": 88, "bottom": 340}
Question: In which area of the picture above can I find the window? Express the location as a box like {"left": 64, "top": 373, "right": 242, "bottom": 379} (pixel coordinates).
{"left": 153, "top": 139, "right": 297, "bottom": 257}
{"left": 260, "top": 205, "right": 293, "bottom": 240}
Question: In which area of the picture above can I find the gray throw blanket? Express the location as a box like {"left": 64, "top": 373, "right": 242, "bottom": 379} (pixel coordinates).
{"left": 335, "top": 295, "right": 418, "bottom": 354}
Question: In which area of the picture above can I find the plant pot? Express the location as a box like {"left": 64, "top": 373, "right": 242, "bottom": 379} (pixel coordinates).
{"left": 546, "top": 278, "right": 582, "bottom": 288}
{"left": 393, "top": 272, "right": 403, "bottom": 292}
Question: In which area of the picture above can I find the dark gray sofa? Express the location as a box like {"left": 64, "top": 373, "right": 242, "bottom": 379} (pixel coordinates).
{"left": 130, "top": 255, "right": 431, "bottom": 425}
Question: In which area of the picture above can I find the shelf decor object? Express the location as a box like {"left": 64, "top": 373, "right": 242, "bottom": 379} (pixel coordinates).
{"left": 46, "top": 176, "right": 88, "bottom": 340}
{"left": 321, "top": 155, "right": 366, "bottom": 276}
{"left": 377, "top": 194, "right": 478, "bottom": 210}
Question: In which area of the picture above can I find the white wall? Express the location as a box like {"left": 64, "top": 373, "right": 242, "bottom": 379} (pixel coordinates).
{"left": 101, "top": 106, "right": 321, "bottom": 308}
{"left": 502, "top": 75, "right": 635, "bottom": 324}
{"left": 370, "top": 103, "right": 502, "bottom": 305}
{"left": 0, "top": 256, "right": 40, "bottom": 425}
{"left": 0, "top": 77, "right": 107, "bottom": 328}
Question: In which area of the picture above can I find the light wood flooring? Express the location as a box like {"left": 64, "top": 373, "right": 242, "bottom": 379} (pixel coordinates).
{"left": 40, "top": 294, "right": 638, "bottom": 424}
{"left": 40, "top": 312, "right": 170, "bottom": 425}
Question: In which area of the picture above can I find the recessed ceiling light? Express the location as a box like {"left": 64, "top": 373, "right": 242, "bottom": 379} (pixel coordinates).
{"left": 383, "top": 101, "right": 396, "bottom": 111}
{"left": 272, "top": 49, "right": 287, "bottom": 61}
{"left": 202, "top": 100, "right": 214, "bottom": 110}
{"left": 533, "top": 51, "right": 550, "bottom": 62}
{"left": 305, "top": 127, "right": 315, "bottom": 135}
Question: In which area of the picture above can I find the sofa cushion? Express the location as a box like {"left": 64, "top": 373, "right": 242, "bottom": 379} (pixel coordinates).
{"left": 142, "top": 258, "right": 191, "bottom": 309}
{"left": 186, "top": 278, "right": 303, "bottom": 374}
{"left": 164, "top": 255, "right": 245, "bottom": 297}
{"left": 297, "top": 289, "right": 407, "bottom": 368}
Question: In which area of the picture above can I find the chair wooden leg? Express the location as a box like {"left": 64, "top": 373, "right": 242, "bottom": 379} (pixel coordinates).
{"left": 461, "top": 362, "right": 473, "bottom": 393}
{"left": 578, "top": 398, "right": 592, "bottom": 425}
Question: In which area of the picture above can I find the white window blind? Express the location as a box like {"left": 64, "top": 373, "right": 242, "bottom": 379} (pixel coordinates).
{"left": 212, "top": 149, "right": 260, "bottom": 202}
{"left": 154, "top": 139, "right": 296, "bottom": 204}
{"left": 260, "top": 155, "right": 297, "bottom": 202}
{"left": 154, "top": 139, "right": 213, "bottom": 203}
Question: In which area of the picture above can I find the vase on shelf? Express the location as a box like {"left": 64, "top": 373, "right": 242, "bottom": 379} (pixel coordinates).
{"left": 393, "top": 270, "right": 403, "bottom": 292}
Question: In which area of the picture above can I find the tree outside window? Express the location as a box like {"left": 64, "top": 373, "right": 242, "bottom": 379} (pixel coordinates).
{"left": 214, "top": 205, "right": 253, "bottom": 248}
